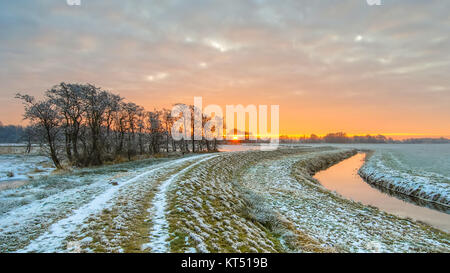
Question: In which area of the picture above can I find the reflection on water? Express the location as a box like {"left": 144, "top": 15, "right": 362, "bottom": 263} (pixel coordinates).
{"left": 314, "top": 153, "right": 450, "bottom": 233}
{"left": 368, "top": 179, "right": 450, "bottom": 214}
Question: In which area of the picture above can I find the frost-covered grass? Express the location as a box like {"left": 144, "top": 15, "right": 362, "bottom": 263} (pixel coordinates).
{"left": 1, "top": 146, "right": 448, "bottom": 253}
{"left": 0, "top": 155, "right": 191, "bottom": 252}
{"left": 304, "top": 144, "right": 450, "bottom": 209}
{"left": 37, "top": 154, "right": 214, "bottom": 253}
{"left": 165, "top": 150, "right": 292, "bottom": 253}
{"left": 0, "top": 155, "right": 54, "bottom": 182}
{"left": 241, "top": 149, "right": 449, "bottom": 252}
{"left": 357, "top": 145, "right": 450, "bottom": 207}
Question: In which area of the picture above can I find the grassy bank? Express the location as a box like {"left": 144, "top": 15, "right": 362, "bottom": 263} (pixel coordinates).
{"left": 1, "top": 146, "right": 448, "bottom": 253}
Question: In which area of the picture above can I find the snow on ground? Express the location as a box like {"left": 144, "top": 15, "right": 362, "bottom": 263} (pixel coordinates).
{"left": 359, "top": 150, "right": 450, "bottom": 207}
{"left": 19, "top": 155, "right": 215, "bottom": 253}
{"left": 306, "top": 144, "right": 450, "bottom": 207}
{"left": 144, "top": 155, "right": 218, "bottom": 253}
{"left": 0, "top": 155, "right": 203, "bottom": 252}
{"left": 0, "top": 155, "right": 54, "bottom": 182}
{"left": 1, "top": 146, "right": 449, "bottom": 253}
{"left": 241, "top": 149, "right": 449, "bottom": 252}
{"left": 163, "top": 150, "right": 291, "bottom": 253}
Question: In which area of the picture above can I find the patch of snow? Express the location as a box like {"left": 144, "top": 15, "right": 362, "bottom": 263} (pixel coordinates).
{"left": 147, "top": 154, "right": 218, "bottom": 253}
{"left": 0, "top": 155, "right": 54, "bottom": 182}
{"left": 17, "top": 155, "right": 210, "bottom": 253}
{"left": 359, "top": 151, "right": 450, "bottom": 206}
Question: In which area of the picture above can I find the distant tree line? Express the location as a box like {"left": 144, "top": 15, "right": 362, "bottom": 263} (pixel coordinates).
{"left": 295, "top": 132, "right": 394, "bottom": 143}
{"left": 15, "top": 82, "right": 219, "bottom": 169}
{"left": 401, "top": 137, "right": 450, "bottom": 144}
{"left": 0, "top": 122, "right": 27, "bottom": 143}
{"left": 280, "top": 132, "right": 450, "bottom": 144}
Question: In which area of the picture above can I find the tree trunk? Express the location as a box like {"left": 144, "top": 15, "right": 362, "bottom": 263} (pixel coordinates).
{"left": 166, "top": 133, "right": 169, "bottom": 153}
{"left": 65, "top": 131, "right": 72, "bottom": 162}
{"left": 46, "top": 130, "right": 62, "bottom": 169}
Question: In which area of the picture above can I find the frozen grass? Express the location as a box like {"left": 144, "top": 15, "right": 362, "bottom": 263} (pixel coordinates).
{"left": 0, "top": 155, "right": 53, "bottom": 182}
{"left": 0, "top": 155, "right": 191, "bottom": 252}
{"left": 165, "top": 150, "right": 291, "bottom": 253}
{"left": 241, "top": 149, "right": 449, "bottom": 252}
{"left": 307, "top": 144, "right": 450, "bottom": 207}
{"left": 359, "top": 149, "right": 450, "bottom": 206}
{"left": 57, "top": 154, "right": 214, "bottom": 253}
{"left": 145, "top": 155, "right": 218, "bottom": 253}
{"left": 1, "top": 146, "right": 448, "bottom": 253}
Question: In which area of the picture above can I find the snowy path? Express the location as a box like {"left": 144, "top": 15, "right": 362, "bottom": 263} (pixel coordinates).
{"left": 143, "top": 155, "right": 218, "bottom": 252}
{"left": 0, "top": 155, "right": 209, "bottom": 253}
{"left": 2, "top": 147, "right": 448, "bottom": 253}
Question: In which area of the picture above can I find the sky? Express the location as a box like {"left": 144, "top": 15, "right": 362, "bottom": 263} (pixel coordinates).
{"left": 0, "top": 0, "right": 449, "bottom": 138}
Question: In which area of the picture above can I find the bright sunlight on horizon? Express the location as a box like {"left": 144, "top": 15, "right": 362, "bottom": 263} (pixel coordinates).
{"left": 1, "top": 0, "right": 449, "bottom": 138}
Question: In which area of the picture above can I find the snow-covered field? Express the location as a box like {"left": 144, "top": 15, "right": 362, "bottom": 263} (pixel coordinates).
{"left": 360, "top": 151, "right": 450, "bottom": 207}
{"left": 306, "top": 144, "right": 450, "bottom": 207}
{"left": 0, "top": 155, "right": 54, "bottom": 182}
{"left": 0, "top": 146, "right": 448, "bottom": 253}
{"left": 242, "top": 149, "right": 449, "bottom": 252}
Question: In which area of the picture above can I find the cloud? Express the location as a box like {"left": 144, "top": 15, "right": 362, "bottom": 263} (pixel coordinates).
{"left": 0, "top": 0, "right": 449, "bottom": 135}
{"left": 146, "top": 72, "right": 169, "bottom": 82}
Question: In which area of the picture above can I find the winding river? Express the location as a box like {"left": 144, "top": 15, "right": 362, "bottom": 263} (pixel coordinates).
{"left": 314, "top": 152, "right": 450, "bottom": 233}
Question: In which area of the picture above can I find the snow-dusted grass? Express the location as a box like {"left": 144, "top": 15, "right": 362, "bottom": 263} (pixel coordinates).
{"left": 241, "top": 149, "right": 449, "bottom": 252}
{"left": 57, "top": 154, "right": 215, "bottom": 253}
{"left": 0, "top": 155, "right": 53, "bottom": 182}
{"left": 1, "top": 146, "right": 448, "bottom": 253}
{"left": 359, "top": 149, "right": 450, "bottom": 207}
{"left": 144, "top": 155, "right": 218, "bottom": 253}
{"left": 0, "top": 155, "right": 195, "bottom": 252}
{"left": 19, "top": 155, "right": 214, "bottom": 253}
{"left": 165, "top": 150, "right": 295, "bottom": 253}
{"left": 307, "top": 144, "right": 450, "bottom": 208}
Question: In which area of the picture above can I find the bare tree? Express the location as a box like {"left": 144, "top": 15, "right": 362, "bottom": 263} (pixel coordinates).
{"left": 46, "top": 83, "right": 85, "bottom": 164}
{"left": 16, "top": 94, "right": 63, "bottom": 169}
{"left": 161, "top": 108, "right": 174, "bottom": 153}
{"left": 17, "top": 82, "right": 220, "bottom": 168}
{"left": 148, "top": 110, "right": 162, "bottom": 154}
{"left": 136, "top": 105, "right": 146, "bottom": 155}
{"left": 104, "top": 93, "right": 122, "bottom": 155}
{"left": 123, "top": 102, "right": 140, "bottom": 160}
{"left": 82, "top": 85, "right": 110, "bottom": 165}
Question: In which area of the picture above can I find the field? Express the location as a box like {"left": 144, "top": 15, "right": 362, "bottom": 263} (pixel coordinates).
{"left": 0, "top": 154, "right": 54, "bottom": 183}
{"left": 0, "top": 146, "right": 448, "bottom": 253}
{"left": 306, "top": 144, "right": 450, "bottom": 207}
{"left": 359, "top": 145, "right": 450, "bottom": 207}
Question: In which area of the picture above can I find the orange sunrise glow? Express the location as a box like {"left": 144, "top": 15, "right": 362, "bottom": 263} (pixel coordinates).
{"left": 2, "top": 0, "right": 450, "bottom": 257}
{"left": 0, "top": 1, "right": 449, "bottom": 139}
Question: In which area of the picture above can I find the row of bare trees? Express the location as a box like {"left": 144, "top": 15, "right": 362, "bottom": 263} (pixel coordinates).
{"left": 16, "top": 83, "right": 219, "bottom": 168}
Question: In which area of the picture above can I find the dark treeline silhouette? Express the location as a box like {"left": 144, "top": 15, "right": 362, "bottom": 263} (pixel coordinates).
{"left": 280, "top": 132, "right": 450, "bottom": 144}
{"left": 15, "top": 82, "right": 219, "bottom": 169}
{"left": 0, "top": 122, "right": 27, "bottom": 143}
{"left": 7, "top": 83, "right": 450, "bottom": 169}
{"left": 401, "top": 137, "right": 450, "bottom": 144}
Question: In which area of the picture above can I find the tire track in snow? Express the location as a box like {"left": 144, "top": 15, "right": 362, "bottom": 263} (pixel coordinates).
{"left": 18, "top": 154, "right": 212, "bottom": 253}
{"left": 143, "top": 154, "right": 219, "bottom": 253}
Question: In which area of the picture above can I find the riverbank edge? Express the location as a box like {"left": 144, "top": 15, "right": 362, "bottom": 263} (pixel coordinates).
{"left": 288, "top": 149, "right": 449, "bottom": 249}
{"left": 358, "top": 151, "right": 450, "bottom": 209}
